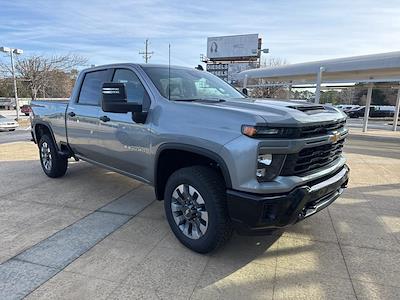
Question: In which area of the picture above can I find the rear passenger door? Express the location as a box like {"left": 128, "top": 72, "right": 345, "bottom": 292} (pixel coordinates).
{"left": 66, "top": 69, "right": 113, "bottom": 160}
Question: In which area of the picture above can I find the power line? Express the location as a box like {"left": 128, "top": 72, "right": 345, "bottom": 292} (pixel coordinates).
{"left": 139, "top": 39, "right": 154, "bottom": 63}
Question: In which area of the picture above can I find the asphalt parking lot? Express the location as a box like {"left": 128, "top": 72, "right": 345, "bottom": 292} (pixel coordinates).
{"left": 0, "top": 128, "right": 399, "bottom": 299}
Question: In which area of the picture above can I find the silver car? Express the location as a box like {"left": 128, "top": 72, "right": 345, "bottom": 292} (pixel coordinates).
{"left": 0, "top": 115, "right": 19, "bottom": 131}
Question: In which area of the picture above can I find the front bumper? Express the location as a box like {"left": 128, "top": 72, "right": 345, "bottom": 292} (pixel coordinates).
{"left": 0, "top": 124, "right": 19, "bottom": 131}
{"left": 227, "top": 165, "right": 349, "bottom": 235}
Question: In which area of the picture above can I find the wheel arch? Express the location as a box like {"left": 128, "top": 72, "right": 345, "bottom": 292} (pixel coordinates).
{"left": 154, "top": 143, "right": 232, "bottom": 200}
{"left": 33, "top": 122, "right": 59, "bottom": 150}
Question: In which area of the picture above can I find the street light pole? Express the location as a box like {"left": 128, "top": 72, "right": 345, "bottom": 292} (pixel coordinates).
{"left": 1, "top": 46, "right": 23, "bottom": 120}
{"left": 9, "top": 50, "right": 20, "bottom": 120}
{"left": 258, "top": 48, "right": 269, "bottom": 67}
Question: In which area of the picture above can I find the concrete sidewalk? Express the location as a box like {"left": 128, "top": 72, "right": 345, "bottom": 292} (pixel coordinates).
{"left": 0, "top": 132, "right": 399, "bottom": 299}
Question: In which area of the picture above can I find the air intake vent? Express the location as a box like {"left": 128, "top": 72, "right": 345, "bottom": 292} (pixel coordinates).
{"left": 288, "top": 105, "right": 326, "bottom": 112}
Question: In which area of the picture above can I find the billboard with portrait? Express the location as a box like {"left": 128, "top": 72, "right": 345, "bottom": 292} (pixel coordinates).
{"left": 207, "top": 34, "right": 259, "bottom": 59}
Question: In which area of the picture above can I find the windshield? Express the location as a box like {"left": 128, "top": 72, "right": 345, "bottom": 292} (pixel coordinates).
{"left": 0, "top": 115, "right": 5, "bottom": 119}
{"left": 141, "top": 66, "right": 245, "bottom": 101}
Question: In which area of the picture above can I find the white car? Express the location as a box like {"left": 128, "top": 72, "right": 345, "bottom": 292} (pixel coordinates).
{"left": 0, "top": 115, "right": 19, "bottom": 131}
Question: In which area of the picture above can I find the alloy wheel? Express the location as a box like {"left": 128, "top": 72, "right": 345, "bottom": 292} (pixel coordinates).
{"left": 171, "top": 184, "right": 208, "bottom": 239}
{"left": 40, "top": 141, "right": 52, "bottom": 171}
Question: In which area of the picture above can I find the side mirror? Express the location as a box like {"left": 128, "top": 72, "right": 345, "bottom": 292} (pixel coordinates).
{"left": 242, "top": 88, "right": 248, "bottom": 96}
{"left": 102, "top": 83, "right": 142, "bottom": 113}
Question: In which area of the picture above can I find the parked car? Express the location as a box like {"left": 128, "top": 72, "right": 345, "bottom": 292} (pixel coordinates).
{"left": 0, "top": 115, "right": 19, "bottom": 131}
{"left": 347, "top": 106, "right": 394, "bottom": 118}
{"left": 31, "top": 63, "right": 349, "bottom": 253}
{"left": 21, "top": 105, "right": 32, "bottom": 116}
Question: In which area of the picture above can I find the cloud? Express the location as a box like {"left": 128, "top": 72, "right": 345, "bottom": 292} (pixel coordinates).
{"left": 1, "top": 0, "right": 399, "bottom": 67}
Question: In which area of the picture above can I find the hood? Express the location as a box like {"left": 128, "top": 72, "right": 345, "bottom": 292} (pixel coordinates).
{"left": 188, "top": 98, "right": 347, "bottom": 127}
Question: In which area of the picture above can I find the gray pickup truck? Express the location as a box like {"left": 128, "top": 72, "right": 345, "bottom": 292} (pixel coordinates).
{"left": 31, "top": 63, "right": 349, "bottom": 253}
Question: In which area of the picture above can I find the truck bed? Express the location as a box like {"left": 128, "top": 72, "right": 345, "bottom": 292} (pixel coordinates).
{"left": 31, "top": 100, "right": 69, "bottom": 148}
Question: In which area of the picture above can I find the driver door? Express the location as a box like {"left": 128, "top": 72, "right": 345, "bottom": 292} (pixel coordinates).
{"left": 97, "top": 68, "right": 151, "bottom": 181}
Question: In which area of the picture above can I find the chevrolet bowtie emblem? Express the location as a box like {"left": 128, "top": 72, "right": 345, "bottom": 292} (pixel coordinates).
{"left": 328, "top": 131, "right": 341, "bottom": 144}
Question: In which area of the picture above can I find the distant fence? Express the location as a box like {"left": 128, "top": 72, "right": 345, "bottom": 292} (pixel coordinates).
{"left": 0, "top": 98, "right": 68, "bottom": 109}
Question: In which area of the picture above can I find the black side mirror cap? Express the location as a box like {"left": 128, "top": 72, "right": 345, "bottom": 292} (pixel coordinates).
{"left": 242, "top": 88, "right": 248, "bottom": 96}
{"left": 102, "top": 82, "right": 142, "bottom": 113}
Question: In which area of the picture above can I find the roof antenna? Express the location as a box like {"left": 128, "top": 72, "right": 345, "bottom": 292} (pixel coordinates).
{"left": 168, "top": 43, "right": 171, "bottom": 100}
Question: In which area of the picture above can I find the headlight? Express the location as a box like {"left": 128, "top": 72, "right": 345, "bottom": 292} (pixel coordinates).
{"left": 242, "top": 125, "right": 297, "bottom": 138}
{"left": 256, "top": 152, "right": 286, "bottom": 182}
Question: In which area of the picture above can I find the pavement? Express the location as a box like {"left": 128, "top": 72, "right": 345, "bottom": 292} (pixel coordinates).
{"left": 0, "top": 130, "right": 399, "bottom": 299}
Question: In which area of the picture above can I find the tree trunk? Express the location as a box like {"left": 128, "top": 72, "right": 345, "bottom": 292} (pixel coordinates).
{"left": 31, "top": 88, "right": 37, "bottom": 100}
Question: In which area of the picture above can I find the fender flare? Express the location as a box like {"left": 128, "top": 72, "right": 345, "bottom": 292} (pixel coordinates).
{"left": 32, "top": 121, "right": 60, "bottom": 151}
{"left": 154, "top": 143, "right": 232, "bottom": 199}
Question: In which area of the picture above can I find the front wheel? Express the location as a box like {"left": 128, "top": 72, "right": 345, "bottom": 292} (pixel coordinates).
{"left": 39, "top": 135, "right": 68, "bottom": 178}
{"left": 164, "top": 166, "right": 233, "bottom": 253}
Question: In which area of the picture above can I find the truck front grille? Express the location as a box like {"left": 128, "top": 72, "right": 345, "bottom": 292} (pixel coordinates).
{"left": 281, "top": 139, "right": 345, "bottom": 176}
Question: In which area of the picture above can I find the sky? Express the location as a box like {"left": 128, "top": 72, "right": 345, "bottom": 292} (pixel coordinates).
{"left": 1, "top": 0, "right": 400, "bottom": 68}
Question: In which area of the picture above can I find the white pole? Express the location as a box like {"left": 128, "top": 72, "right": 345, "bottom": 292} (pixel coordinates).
{"left": 243, "top": 74, "right": 248, "bottom": 88}
{"left": 315, "top": 67, "right": 324, "bottom": 104}
{"left": 10, "top": 50, "right": 20, "bottom": 120}
{"left": 393, "top": 87, "right": 400, "bottom": 131}
{"left": 362, "top": 84, "right": 373, "bottom": 132}
{"left": 287, "top": 84, "right": 292, "bottom": 99}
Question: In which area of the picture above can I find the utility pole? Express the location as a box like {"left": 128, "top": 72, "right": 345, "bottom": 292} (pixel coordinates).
{"left": 139, "top": 39, "right": 154, "bottom": 63}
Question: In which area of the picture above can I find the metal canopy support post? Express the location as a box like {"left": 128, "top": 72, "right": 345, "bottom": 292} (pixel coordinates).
{"left": 393, "top": 86, "right": 400, "bottom": 131}
{"left": 314, "top": 67, "right": 325, "bottom": 104}
{"left": 243, "top": 75, "right": 248, "bottom": 88}
{"left": 362, "top": 84, "right": 373, "bottom": 132}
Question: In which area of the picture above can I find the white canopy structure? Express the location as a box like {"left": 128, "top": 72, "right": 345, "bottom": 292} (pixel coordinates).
{"left": 237, "top": 51, "right": 400, "bottom": 132}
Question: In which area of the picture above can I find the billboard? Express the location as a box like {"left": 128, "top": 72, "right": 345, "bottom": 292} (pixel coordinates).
{"left": 207, "top": 34, "right": 259, "bottom": 60}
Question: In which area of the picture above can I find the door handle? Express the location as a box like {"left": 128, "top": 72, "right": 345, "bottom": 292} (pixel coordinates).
{"left": 68, "top": 111, "right": 76, "bottom": 117}
{"left": 99, "top": 115, "right": 110, "bottom": 122}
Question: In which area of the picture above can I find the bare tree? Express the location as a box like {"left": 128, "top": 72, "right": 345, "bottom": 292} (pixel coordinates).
{"left": 260, "top": 57, "right": 288, "bottom": 68}
{"left": 1, "top": 54, "right": 87, "bottom": 99}
{"left": 250, "top": 57, "right": 288, "bottom": 98}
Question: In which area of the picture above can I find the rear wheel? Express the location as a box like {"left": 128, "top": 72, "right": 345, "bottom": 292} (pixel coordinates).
{"left": 39, "top": 135, "right": 68, "bottom": 178}
{"left": 164, "top": 166, "right": 233, "bottom": 253}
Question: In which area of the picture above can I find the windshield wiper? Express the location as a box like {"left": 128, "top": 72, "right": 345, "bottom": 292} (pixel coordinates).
{"left": 174, "top": 98, "right": 226, "bottom": 102}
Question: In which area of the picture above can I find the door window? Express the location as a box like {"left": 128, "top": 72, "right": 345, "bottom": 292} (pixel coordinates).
{"left": 78, "top": 70, "right": 109, "bottom": 106}
{"left": 112, "top": 69, "right": 146, "bottom": 104}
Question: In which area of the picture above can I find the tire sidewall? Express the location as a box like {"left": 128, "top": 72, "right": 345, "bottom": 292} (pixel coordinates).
{"left": 164, "top": 170, "right": 221, "bottom": 253}
{"left": 38, "top": 135, "right": 66, "bottom": 177}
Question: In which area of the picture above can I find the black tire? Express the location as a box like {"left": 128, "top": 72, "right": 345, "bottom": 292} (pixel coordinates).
{"left": 38, "top": 134, "right": 68, "bottom": 178}
{"left": 164, "top": 166, "right": 233, "bottom": 253}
